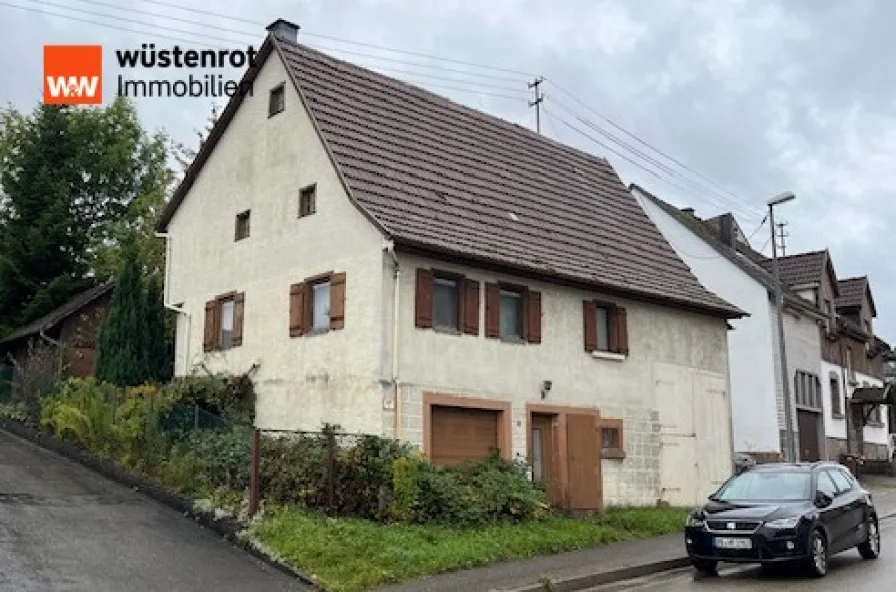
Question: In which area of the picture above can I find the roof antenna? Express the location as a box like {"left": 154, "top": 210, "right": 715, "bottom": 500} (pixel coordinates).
{"left": 528, "top": 76, "right": 544, "bottom": 134}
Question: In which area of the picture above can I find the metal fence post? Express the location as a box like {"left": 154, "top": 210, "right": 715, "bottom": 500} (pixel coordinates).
{"left": 326, "top": 434, "right": 336, "bottom": 513}
{"left": 194, "top": 403, "right": 199, "bottom": 431}
{"left": 249, "top": 427, "right": 260, "bottom": 516}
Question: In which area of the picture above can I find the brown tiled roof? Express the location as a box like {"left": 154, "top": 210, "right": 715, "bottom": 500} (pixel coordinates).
{"left": 274, "top": 41, "right": 741, "bottom": 317}
{"left": 758, "top": 250, "right": 827, "bottom": 288}
{"left": 0, "top": 282, "right": 113, "bottom": 346}
{"left": 835, "top": 277, "right": 867, "bottom": 309}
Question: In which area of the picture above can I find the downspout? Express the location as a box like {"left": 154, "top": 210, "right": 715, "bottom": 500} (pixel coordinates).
{"left": 155, "top": 231, "right": 191, "bottom": 374}
{"left": 385, "top": 240, "right": 401, "bottom": 440}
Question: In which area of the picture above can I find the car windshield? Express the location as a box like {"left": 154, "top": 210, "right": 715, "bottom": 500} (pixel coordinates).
{"left": 713, "top": 471, "right": 811, "bottom": 502}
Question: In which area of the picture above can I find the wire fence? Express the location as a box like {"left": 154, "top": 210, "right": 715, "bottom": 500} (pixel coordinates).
{"left": 249, "top": 427, "right": 402, "bottom": 519}
{"left": 0, "top": 365, "right": 12, "bottom": 403}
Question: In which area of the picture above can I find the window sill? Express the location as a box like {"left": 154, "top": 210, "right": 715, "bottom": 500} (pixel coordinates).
{"left": 602, "top": 449, "right": 626, "bottom": 460}
{"left": 500, "top": 336, "right": 526, "bottom": 345}
{"left": 592, "top": 350, "right": 626, "bottom": 362}
{"left": 866, "top": 422, "right": 885, "bottom": 429}
{"left": 303, "top": 328, "right": 331, "bottom": 338}
{"left": 831, "top": 413, "right": 845, "bottom": 420}
{"left": 433, "top": 326, "right": 462, "bottom": 336}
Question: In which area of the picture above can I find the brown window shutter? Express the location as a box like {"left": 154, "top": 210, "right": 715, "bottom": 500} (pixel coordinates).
{"left": 614, "top": 307, "right": 629, "bottom": 355}
{"left": 526, "top": 290, "right": 542, "bottom": 343}
{"left": 485, "top": 283, "right": 500, "bottom": 338}
{"left": 415, "top": 269, "right": 433, "bottom": 328}
{"left": 289, "top": 282, "right": 306, "bottom": 337}
{"left": 583, "top": 300, "right": 597, "bottom": 352}
{"left": 330, "top": 272, "right": 346, "bottom": 330}
{"left": 462, "top": 279, "right": 480, "bottom": 335}
{"left": 203, "top": 300, "right": 217, "bottom": 351}
{"left": 231, "top": 292, "right": 245, "bottom": 347}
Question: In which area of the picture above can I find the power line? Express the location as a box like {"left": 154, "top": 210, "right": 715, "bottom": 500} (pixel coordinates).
{"left": 76, "top": 0, "right": 535, "bottom": 77}
{"left": 545, "top": 77, "right": 760, "bottom": 211}
{"left": 549, "top": 97, "right": 763, "bottom": 222}
{"left": 546, "top": 102, "right": 763, "bottom": 223}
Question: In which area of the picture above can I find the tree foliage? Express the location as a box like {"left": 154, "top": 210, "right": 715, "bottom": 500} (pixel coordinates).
{"left": 0, "top": 98, "right": 172, "bottom": 338}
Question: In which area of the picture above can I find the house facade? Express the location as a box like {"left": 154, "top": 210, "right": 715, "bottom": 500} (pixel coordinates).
{"left": 632, "top": 186, "right": 826, "bottom": 462}
{"left": 756, "top": 255, "right": 890, "bottom": 460}
{"left": 157, "top": 19, "right": 744, "bottom": 509}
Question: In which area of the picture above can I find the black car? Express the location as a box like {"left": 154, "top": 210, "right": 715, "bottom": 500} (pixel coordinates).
{"left": 684, "top": 461, "right": 880, "bottom": 577}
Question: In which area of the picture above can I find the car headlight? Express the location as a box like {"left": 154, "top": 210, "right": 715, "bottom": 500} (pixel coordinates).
{"left": 686, "top": 514, "right": 705, "bottom": 528}
{"left": 765, "top": 516, "right": 801, "bottom": 529}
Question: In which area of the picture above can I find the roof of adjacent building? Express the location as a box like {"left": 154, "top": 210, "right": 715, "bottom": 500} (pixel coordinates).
{"left": 757, "top": 250, "right": 831, "bottom": 290}
{"left": 835, "top": 276, "right": 876, "bottom": 316}
{"left": 0, "top": 282, "right": 113, "bottom": 346}
{"left": 631, "top": 184, "right": 825, "bottom": 320}
{"left": 158, "top": 32, "right": 744, "bottom": 318}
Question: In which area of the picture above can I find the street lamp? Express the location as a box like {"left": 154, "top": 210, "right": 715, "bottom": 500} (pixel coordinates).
{"left": 768, "top": 191, "right": 796, "bottom": 462}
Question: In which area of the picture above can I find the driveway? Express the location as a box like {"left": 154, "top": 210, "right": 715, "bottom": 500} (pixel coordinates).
{"left": 0, "top": 429, "right": 309, "bottom": 591}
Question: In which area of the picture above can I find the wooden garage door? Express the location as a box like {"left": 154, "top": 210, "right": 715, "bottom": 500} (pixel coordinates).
{"left": 430, "top": 405, "right": 499, "bottom": 467}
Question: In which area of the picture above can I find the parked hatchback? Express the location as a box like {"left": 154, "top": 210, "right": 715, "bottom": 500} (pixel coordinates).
{"left": 684, "top": 461, "right": 880, "bottom": 577}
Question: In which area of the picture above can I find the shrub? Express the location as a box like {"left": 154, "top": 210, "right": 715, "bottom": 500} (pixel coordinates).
{"left": 166, "top": 372, "right": 255, "bottom": 424}
{"left": 186, "top": 427, "right": 252, "bottom": 491}
{"left": 0, "top": 402, "right": 28, "bottom": 422}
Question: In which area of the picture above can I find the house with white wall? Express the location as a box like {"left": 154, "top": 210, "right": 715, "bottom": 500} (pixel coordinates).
{"left": 632, "top": 185, "right": 828, "bottom": 462}
{"left": 156, "top": 19, "right": 746, "bottom": 510}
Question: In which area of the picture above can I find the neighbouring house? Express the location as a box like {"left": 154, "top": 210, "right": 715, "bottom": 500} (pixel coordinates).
{"left": 0, "top": 282, "right": 114, "bottom": 392}
{"left": 632, "top": 185, "right": 827, "bottom": 463}
{"left": 755, "top": 256, "right": 891, "bottom": 460}
{"left": 156, "top": 19, "right": 746, "bottom": 510}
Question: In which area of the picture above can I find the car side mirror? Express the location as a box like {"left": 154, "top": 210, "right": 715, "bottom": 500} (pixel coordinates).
{"left": 814, "top": 491, "right": 833, "bottom": 508}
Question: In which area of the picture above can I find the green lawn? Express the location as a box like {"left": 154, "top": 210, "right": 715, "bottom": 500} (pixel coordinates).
{"left": 251, "top": 506, "right": 689, "bottom": 592}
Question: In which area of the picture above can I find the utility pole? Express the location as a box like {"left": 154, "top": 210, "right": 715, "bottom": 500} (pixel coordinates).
{"left": 776, "top": 222, "right": 789, "bottom": 257}
{"left": 529, "top": 76, "right": 544, "bottom": 134}
{"left": 768, "top": 192, "right": 797, "bottom": 462}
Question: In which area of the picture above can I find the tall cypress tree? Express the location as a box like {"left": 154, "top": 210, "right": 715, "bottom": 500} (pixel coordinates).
{"left": 144, "top": 275, "right": 170, "bottom": 383}
{"left": 94, "top": 241, "right": 148, "bottom": 386}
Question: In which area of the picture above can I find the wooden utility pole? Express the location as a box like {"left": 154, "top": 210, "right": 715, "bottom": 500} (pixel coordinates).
{"left": 529, "top": 76, "right": 544, "bottom": 134}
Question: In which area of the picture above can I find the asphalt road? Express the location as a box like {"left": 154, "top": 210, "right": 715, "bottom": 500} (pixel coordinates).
{"left": 587, "top": 516, "right": 896, "bottom": 592}
{"left": 0, "top": 429, "right": 309, "bottom": 592}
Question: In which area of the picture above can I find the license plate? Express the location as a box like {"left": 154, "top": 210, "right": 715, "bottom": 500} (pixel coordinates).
{"left": 714, "top": 537, "right": 752, "bottom": 550}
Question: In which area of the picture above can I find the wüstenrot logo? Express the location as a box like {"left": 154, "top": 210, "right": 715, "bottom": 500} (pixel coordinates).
{"left": 43, "top": 45, "right": 103, "bottom": 105}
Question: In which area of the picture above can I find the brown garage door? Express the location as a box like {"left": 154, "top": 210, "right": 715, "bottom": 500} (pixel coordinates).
{"left": 430, "top": 405, "right": 499, "bottom": 467}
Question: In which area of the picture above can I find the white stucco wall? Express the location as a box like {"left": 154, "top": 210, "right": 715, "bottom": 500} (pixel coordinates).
{"left": 775, "top": 307, "right": 822, "bottom": 427}
{"left": 820, "top": 360, "right": 847, "bottom": 440}
{"left": 165, "top": 51, "right": 388, "bottom": 434}
{"left": 635, "top": 191, "right": 779, "bottom": 455}
{"left": 391, "top": 253, "right": 732, "bottom": 507}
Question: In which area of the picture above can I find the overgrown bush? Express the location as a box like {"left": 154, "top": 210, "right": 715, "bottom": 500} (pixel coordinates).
{"left": 185, "top": 426, "right": 252, "bottom": 492}
{"left": 167, "top": 372, "right": 255, "bottom": 424}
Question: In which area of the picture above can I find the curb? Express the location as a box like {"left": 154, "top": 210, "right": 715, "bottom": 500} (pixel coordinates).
{"left": 505, "top": 557, "right": 691, "bottom": 592}
{"left": 0, "top": 419, "right": 321, "bottom": 590}
{"left": 509, "top": 512, "right": 896, "bottom": 592}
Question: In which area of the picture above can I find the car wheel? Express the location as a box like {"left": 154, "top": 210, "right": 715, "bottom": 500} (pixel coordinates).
{"left": 692, "top": 559, "right": 718, "bottom": 575}
{"left": 805, "top": 529, "right": 828, "bottom": 577}
{"left": 858, "top": 517, "right": 880, "bottom": 560}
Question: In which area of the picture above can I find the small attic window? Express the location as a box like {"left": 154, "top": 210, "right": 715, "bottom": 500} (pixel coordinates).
{"left": 268, "top": 84, "right": 285, "bottom": 117}
{"left": 234, "top": 210, "right": 250, "bottom": 241}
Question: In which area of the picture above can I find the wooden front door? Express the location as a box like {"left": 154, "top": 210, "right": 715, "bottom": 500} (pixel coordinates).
{"left": 797, "top": 409, "right": 822, "bottom": 462}
{"left": 530, "top": 414, "right": 561, "bottom": 505}
{"left": 566, "top": 413, "right": 601, "bottom": 511}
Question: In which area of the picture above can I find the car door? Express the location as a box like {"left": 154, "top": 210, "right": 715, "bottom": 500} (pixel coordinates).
{"left": 815, "top": 469, "right": 848, "bottom": 551}
{"left": 829, "top": 468, "right": 865, "bottom": 548}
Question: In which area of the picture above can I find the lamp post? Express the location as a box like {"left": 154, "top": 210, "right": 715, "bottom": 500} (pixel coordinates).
{"left": 768, "top": 191, "right": 797, "bottom": 462}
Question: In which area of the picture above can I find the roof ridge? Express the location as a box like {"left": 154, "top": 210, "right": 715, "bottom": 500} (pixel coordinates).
{"left": 275, "top": 38, "right": 615, "bottom": 172}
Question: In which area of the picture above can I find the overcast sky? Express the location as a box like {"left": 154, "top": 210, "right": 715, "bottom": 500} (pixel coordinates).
{"left": 2, "top": 0, "right": 893, "bottom": 340}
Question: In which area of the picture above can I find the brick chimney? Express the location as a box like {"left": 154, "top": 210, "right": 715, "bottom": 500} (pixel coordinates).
{"left": 266, "top": 18, "right": 300, "bottom": 43}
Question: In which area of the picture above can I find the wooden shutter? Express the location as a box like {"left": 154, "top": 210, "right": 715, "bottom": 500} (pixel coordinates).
{"left": 583, "top": 301, "right": 597, "bottom": 352}
{"left": 231, "top": 292, "right": 245, "bottom": 347}
{"left": 463, "top": 279, "right": 480, "bottom": 335}
{"left": 526, "top": 290, "right": 542, "bottom": 343}
{"left": 485, "top": 283, "right": 500, "bottom": 338}
{"left": 203, "top": 300, "right": 218, "bottom": 351}
{"left": 330, "top": 272, "right": 346, "bottom": 330}
{"left": 415, "top": 269, "right": 433, "bottom": 328}
{"left": 613, "top": 307, "right": 629, "bottom": 355}
{"left": 289, "top": 282, "right": 306, "bottom": 337}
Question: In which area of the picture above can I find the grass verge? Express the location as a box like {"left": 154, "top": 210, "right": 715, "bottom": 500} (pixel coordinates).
{"left": 251, "top": 505, "right": 688, "bottom": 592}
